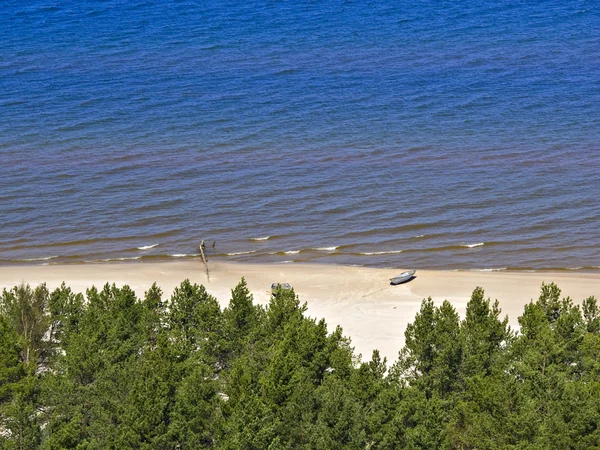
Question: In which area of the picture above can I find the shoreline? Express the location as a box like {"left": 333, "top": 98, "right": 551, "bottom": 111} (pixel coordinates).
{"left": 2, "top": 245, "right": 600, "bottom": 273}
{"left": 2, "top": 256, "right": 600, "bottom": 274}
{"left": 2, "top": 260, "right": 599, "bottom": 363}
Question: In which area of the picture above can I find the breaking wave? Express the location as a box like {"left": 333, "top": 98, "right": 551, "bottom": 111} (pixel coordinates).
{"left": 360, "top": 250, "right": 403, "bottom": 255}
{"left": 137, "top": 244, "right": 159, "bottom": 250}
{"left": 462, "top": 243, "right": 484, "bottom": 248}
{"left": 87, "top": 256, "right": 142, "bottom": 263}
{"left": 22, "top": 255, "right": 59, "bottom": 261}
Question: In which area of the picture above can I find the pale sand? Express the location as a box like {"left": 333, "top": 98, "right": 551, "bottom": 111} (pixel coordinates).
{"left": 1, "top": 261, "right": 599, "bottom": 364}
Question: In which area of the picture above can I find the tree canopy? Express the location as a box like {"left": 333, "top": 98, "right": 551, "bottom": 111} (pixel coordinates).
{"left": 0, "top": 279, "right": 598, "bottom": 449}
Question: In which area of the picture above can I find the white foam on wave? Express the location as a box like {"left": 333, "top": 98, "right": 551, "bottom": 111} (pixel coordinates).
{"left": 89, "top": 256, "right": 142, "bottom": 263}
{"left": 284, "top": 250, "right": 300, "bottom": 254}
{"left": 567, "top": 267, "right": 584, "bottom": 270}
{"left": 278, "top": 260, "right": 293, "bottom": 264}
{"left": 360, "top": 250, "right": 403, "bottom": 255}
{"left": 470, "top": 268, "right": 506, "bottom": 272}
{"left": 463, "top": 243, "right": 484, "bottom": 248}
{"left": 250, "top": 236, "right": 270, "bottom": 241}
{"left": 313, "top": 246, "right": 338, "bottom": 251}
{"left": 414, "top": 235, "right": 425, "bottom": 238}
{"left": 137, "top": 243, "right": 159, "bottom": 250}
{"left": 226, "top": 251, "right": 256, "bottom": 256}
{"left": 23, "top": 255, "right": 59, "bottom": 261}
{"left": 170, "top": 253, "right": 200, "bottom": 258}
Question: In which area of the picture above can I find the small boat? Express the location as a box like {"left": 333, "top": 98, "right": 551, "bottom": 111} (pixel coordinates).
{"left": 390, "top": 270, "right": 416, "bottom": 285}
{"left": 271, "top": 282, "right": 292, "bottom": 295}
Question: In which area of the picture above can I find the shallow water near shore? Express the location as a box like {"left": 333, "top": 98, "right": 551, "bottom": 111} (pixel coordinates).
{"left": 1, "top": 0, "right": 599, "bottom": 270}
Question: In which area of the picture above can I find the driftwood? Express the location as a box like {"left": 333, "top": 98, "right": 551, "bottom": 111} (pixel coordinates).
{"left": 199, "top": 240, "right": 210, "bottom": 281}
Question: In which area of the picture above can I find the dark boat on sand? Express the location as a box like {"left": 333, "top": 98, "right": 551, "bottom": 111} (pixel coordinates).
{"left": 271, "top": 282, "right": 292, "bottom": 295}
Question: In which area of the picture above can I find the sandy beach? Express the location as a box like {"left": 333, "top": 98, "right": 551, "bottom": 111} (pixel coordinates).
{"left": 1, "top": 261, "right": 599, "bottom": 363}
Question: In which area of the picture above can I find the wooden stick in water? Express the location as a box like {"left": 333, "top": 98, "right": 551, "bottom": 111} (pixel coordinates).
{"left": 199, "top": 240, "right": 210, "bottom": 281}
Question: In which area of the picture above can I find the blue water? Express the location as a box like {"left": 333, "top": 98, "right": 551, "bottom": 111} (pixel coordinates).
{"left": 1, "top": 0, "right": 600, "bottom": 270}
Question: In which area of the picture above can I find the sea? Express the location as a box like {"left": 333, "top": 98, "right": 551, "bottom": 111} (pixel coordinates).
{"left": 1, "top": 0, "right": 599, "bottom": 271}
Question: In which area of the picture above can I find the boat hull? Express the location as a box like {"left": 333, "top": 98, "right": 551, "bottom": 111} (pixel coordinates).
{"left": 390, "top": 270, "right": 416, "bottom": 285}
